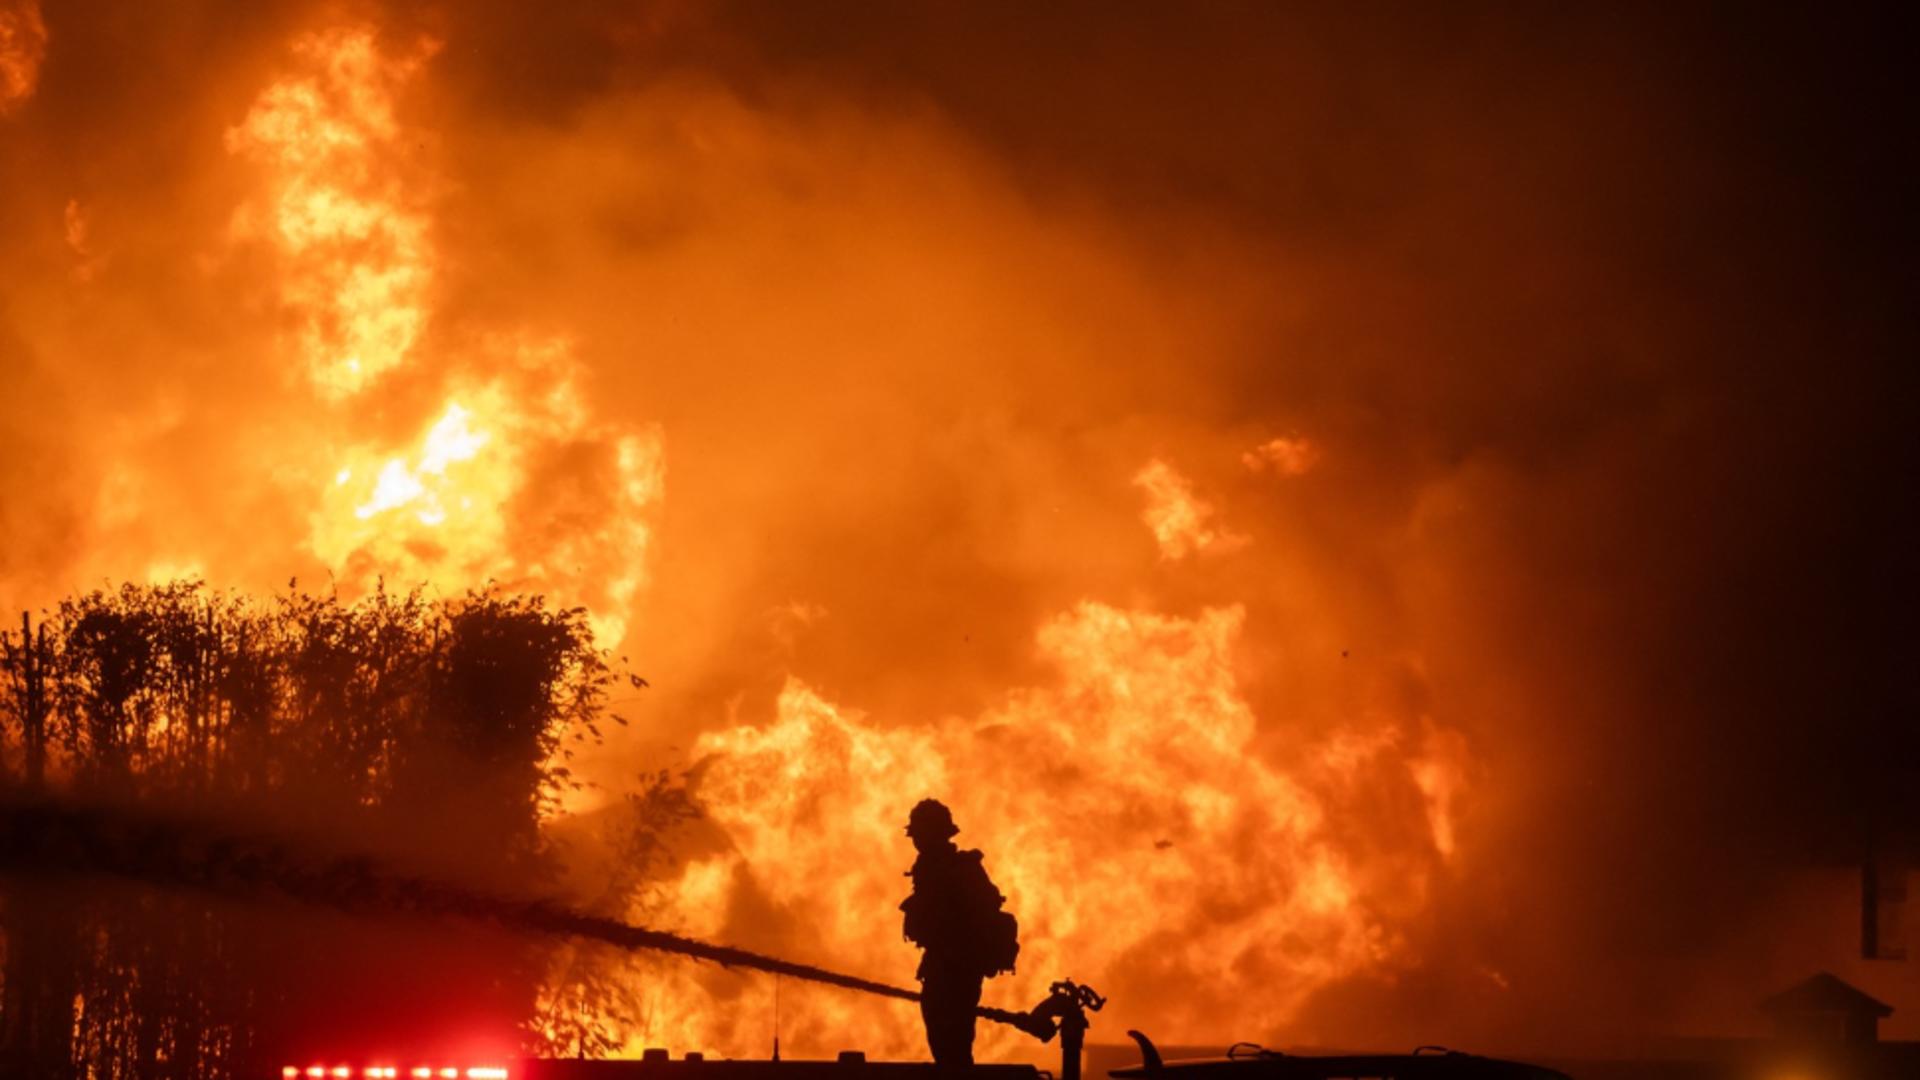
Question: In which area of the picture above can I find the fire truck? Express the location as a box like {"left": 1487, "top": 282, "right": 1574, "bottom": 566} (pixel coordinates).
{"left": 276, "top": 982, "right": 1569, "bottom": 1080}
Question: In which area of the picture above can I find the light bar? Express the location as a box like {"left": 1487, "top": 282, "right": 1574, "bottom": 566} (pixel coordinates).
{"left": 280, "top": 1060, "right": 503, "bottom": 1068}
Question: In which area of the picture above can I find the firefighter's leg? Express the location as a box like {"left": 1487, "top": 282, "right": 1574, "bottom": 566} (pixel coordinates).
{"left": 921, "top": 974, "right": 983, "bottom": 1064}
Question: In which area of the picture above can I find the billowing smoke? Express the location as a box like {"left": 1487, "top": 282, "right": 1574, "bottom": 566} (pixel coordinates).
{"left": 1, "top": 0, "right": 1913, "bottom": 1064}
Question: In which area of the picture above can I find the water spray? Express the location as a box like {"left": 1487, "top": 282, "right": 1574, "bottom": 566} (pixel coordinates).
{"left": 0, "top": 796, "right": 1100, "bottom": 1065}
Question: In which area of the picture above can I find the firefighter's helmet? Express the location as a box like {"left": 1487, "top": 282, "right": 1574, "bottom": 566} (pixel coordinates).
{"left": 906, "top": 798, "right": 960, "bottom": 839}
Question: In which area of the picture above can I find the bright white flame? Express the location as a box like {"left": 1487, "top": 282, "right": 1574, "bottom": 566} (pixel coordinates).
{"left": 353, "top": 402, "right": 490, "bottom": 521}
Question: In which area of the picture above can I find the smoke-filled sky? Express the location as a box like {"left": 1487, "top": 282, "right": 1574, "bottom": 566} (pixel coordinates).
{"left": 1, "top": 0, "right": 1915, "bottom": 1059}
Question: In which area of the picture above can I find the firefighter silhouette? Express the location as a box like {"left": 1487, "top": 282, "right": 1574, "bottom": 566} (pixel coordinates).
{"left": 899, "top": 798, "right": 1019, "bottom": 1065}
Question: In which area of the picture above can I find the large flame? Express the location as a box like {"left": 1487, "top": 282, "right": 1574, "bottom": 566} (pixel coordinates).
{"left": 223, "top": 26, "right": 664, "bottom": 646}
{"left": 7, "top": 1, "right": 1912, "bottom": 1059}
{"left": 626, "top": 599, "right": 1464, "bottom": 1059}
{"left": 6, "top": 14, "right": 1481, "bottom": 1060}
{"left": 226, "top": 25, "right": 435, "bottom": 398}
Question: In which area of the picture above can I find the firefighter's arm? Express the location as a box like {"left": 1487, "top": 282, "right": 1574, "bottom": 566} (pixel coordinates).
{"left": 900, "top": 892, "right": 926, "bottom": 943}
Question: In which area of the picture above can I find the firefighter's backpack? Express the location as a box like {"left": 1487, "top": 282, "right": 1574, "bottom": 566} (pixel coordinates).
{"left": 978, "top": 907, "right": 1020, "bottom": 977}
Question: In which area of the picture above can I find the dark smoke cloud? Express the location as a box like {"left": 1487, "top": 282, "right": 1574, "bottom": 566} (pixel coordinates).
{"left": 418, "top": 2, "right": 1917, "bottom": 1045}
{"left": 2, "top": 0, "right": 1914, "bottom": 1057}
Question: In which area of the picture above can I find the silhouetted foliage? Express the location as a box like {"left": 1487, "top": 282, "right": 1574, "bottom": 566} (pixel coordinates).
{"left": 0, "top": 581, "right": 668, "bottom": 1079}
{"left": 532, "top": 769, "right": 698, "bottom": 1059}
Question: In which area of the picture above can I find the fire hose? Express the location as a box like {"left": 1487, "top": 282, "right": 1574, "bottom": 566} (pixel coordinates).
{"left": 0, "top": 797, "right": 1103, "bottom": 1071}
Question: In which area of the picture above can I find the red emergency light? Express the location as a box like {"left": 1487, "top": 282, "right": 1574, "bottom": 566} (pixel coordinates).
{"left": 280, "top": 1060, "right": 506, "bottom": 1068}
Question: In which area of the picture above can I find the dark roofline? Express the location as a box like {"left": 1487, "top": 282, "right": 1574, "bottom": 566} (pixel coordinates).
{"left": 1759, "top": 972, "right": 1894, "bottom": 1018}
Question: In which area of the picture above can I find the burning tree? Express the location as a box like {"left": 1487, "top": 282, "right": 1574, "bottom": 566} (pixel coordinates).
{"left": 0, "top": 580, "right": 668, "bottom": 1079}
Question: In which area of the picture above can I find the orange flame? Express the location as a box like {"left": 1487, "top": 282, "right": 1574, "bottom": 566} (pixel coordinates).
{"left": 22, "top": 16, "right": 1478, "bottom": 1058}
{"left": 226, "top": 26, "right": 436, "bottom": 398}
{"left": 218, "top": 24, "right": 1468, "bottom": 1056}
{"left": 628, "top": 600, "right": 1465, "bottom": 1057}
{"left": 225, "top": 27, "right": 664, "bottom": 646}
{"left": 1242, "top": 436, "right": 1319, "bottom": 477}
{"left": 1134, "top": 459, "right": 1245, "bottom": 559}
{"left": 0, "top": 0, "right": 45, "bottom": 115}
